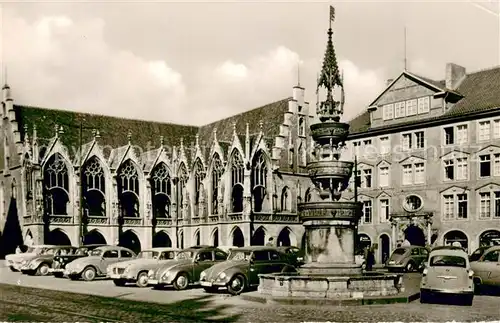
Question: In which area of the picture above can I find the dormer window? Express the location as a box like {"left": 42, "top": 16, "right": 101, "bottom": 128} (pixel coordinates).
{"left": 382, "top": 104, "right": 394, "bottom": 121}
{"left": 417, "top": 97, "right": 430, "bottom": 114}
{"left": 394, "top": 102, "right": 406, "bottom": 118}
{"left": 405, "top": 99, "right": 417, "bottom": 116}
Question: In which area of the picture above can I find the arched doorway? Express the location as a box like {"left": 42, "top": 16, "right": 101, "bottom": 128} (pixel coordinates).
{"left": 194, "top": 230, "right": 201, "bottom": 246}
{"left": 212, "top": 229, "right": 219, "bottom": 247}
{"left": 119, "top": 230, "right": 141, "bottom": 254}
{"left": 277, "top": 227, "right": 292, "bottom": 246}
{"left": 47, "top": 229, "right": 72, "bottom": 246}
{"left": 153, "top": 231, "right": 172, "bottom": 248}
{"left": 479, "top": 230, "right": 500, "bottom": 247}
{"left": 379, "top": 234, "right": 390, "bottom": 264}
{"left": 404, "top": 225, "right": 426, "bottom": 246}
{"left": 356, "top": 233, "right": 371, "bottom": 255}
{"left": 443, "top": 230, "right": 468, "bottom": 250}
{"left": 83, "top": 230, "right": 107, "bottom": 245}
{"left": 231, "top": 227, "right": 244, "bottom": 247}
{"left": 251, "top": 226, "right": 266, "bottom": 245}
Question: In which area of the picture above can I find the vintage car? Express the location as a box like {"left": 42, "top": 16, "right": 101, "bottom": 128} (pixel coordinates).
{"left": 420, "top": 246, "right": 474, "bottom": 305}
{"left": 470, "top": 245, "right": 500, "bottom": 289}
{"left": 107, "top": 248, "right": 180, "bottom": 287}
{"left": 63, "top": 246, "right": 136, "bottom": 281}
{"left": 147, "top": 246, "right": 228, "bottom": 290}
{"left": 277, "top": 246, "right": 304, "bottom": 267}
{"left": 386, "top": 245, "right": 429, "bottom": 272}
{"left": 5, "top": 245, "right": 56, "bottom": 272}
{"left": 20, "top": 245, "right": 76, "bottom": 276}
{"left": 49, "top": 244, "right": 107, "bottom": 278}
{"left": 199, "top": 246, "right": 297, "bottom": 295}
{"left": 469, "top": 246, "right": 491, "bottom": 262}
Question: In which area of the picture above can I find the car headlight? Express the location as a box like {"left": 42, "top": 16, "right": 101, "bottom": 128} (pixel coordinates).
{"left": 161, "top": 271, "right": 172, "bottom": 281}
{"left": 22, "top": 260, "right": 28, "bottom": 265}
{"left": 200, "top": 271, "right": 206, "bottom": 280}
{"left": 148, "top": 270, "right": 155, "bottom": 278}
{"left": 124, "top": 266, "right": 131, "bottom": 273}
{"left": 468, "top": 270, "right": 474, "bottom": 278}
{"left": 218, "top": 272, "right": 227, "bottom": 280}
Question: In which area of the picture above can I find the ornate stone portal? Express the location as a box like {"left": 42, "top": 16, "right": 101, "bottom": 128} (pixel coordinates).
{"left": 258, "top": 7, "right": 404, "bottom": 300}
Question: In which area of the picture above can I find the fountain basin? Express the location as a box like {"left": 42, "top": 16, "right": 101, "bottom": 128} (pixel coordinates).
{"left": 310, "top": 121, "right": 349, "bottom": 145}
{"left": 299, "top": 201, "right": 360, "bottom": 221}
{"left": 307, "top": 160, "right": 353, "bottom": 182}
{"left": 257, "top": 272, "right": 404, "bottom": 299}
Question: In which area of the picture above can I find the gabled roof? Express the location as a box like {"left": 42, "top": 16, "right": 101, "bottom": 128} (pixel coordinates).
{"left": 349, "top": 66, "right": 500, "bottom": 135}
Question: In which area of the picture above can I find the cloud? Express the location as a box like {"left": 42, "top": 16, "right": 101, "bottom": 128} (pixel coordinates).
{"left": 1, "top": 12, "right": 186, "bottom": 123}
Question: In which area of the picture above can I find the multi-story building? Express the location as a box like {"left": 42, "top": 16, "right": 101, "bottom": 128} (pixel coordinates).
{"left": 0, "top": 81, "right": 315, "bottom": 256}
{"left": 342, "top": 63, "right": 500, "bottom": 264}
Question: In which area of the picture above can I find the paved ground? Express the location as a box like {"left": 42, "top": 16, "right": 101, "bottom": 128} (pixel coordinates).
{"left": 1, "top": 266, "right": 500, "bottom": 322}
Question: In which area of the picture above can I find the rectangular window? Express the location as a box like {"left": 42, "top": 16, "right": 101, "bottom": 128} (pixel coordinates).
{"left": 363, "top": 169, "right": 372, "bottom": 188}
{"left": 480, "top": 155, "right": 491, "bottom": 177}
{"left": 379, "top": 199, "right": 390, "bottom": 223}
{"left": 383, "top": 104, "right": 394, "bottom": 120}
{"left": 444, "top": 159, "right": 454, "bottom": 181}
{"left": 402, "top": 165, "right": 413, "bottom": 185}
{"left": 414, "top": 163, "right": 425, "bottom": 184}
{"left": 456, "top": 158, "right": 468, "bottom": 180}
{"left": 379, "top": 167, "right": 389, "bottom": 187}
{"left": 494, "top": 154, "right": 500, "bottom": 176}
{"left": 394, "top": 102, "right": 406, "bottom": 118}
{"left": 444, "top": 127, "right": 454, "bottom": 145}
{"left": 479, "top": 121, "right": 491, "bottom": 141}
{"left": 362, "top": 200, "right": 372, "bottom": 224}
{"left": 443, "top": 194, "right": 454, "bottom": 220}
{"left": 480, "top": 192, "right": 491, "bottom": 219}
{"left": 417, "top": 96, "right": 430, "bottom": 114}
{"left": 402, "top": 133, "right": 412, "bottom": 150}
{"left": 414, "top": 131, "right": 425, "bottom": 149}
{"left": 456, "top": 125, "right": 468, "bottom": 144}
{"left": 495, "top": 192, "right": 500, "bottom": 218}
{"left": 457, "top": 194, "right": 468, "bottom": 219}
{"left": 406, "top": 99, "right": 417, "bottom": 116}
{"left": 379, "top": 136, "right": 390, "bottom": 155}
{"left": 494, "top": 119, "right": 500, "bottom": 139}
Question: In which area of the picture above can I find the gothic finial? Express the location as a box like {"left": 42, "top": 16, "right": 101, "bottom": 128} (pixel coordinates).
{"left": 180, "top": 137, "right": 184, "bottom": 148}
{"left": 259, "top": 120, "right": 264, "bottom": 132}
{"left": 58, "top": 125, "right": 64, "bottom": 136}
{"left": 24, "top": 124, "right": 29, "bottom": 143}
{"left": 160, "top": 135, "right": 164, "bottom": 147}
{"left": 127, "top": 130, "right": 132, "bottom": 144}
{"left": 245, "top": 123, "right": 249, "bottom": 135}
{"left": 92, "top": 128, "right": 97, "bottom": 137}
{"left": 33, "top": 125, "right": 37, "bottom": 142}
{"left": 54, "top": 124, "right": 59, "bottom": 137}
{"left": 232, "top": 122, "right": 237, "bottom": 135}
{"left": 195, "top": 133, "right": 199, "bottom": 147}
{"left": 213, "top": 128, "right": 218, "bottom": 141}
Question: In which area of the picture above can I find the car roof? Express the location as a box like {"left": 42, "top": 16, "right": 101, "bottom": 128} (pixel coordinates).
{"left": 431, "top": 246, "right": 465, "bottom": 252}
{"left": 142, "top": 248, "right": 180, "bottom": 252}
{"left": 231, "top": 246, "right": 280, "bottom": 252}
{"left": 81, "top": 244, "right": 107, "bottom": 248}
{"left": 48, "top": 245, "right": 74, "bottom": 249}
{"left": 483, "top": 245, "right": 500, "bottom": 254}
{"left": 181, "top": 246, "right": 220, "bottom": 252}
{"left": 95, "top": 245, "right": 134, "bottom": 252}
{"left": 430, "top": 248, "right": 468, "bottom": 257}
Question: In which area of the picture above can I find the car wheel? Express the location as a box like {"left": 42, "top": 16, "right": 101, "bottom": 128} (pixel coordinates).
{"left": 113, "top": 279, "right": 126, "bottom": 287}
{"left": 36, "top": 263, "right": 50, "bottom": 276}
{"left": 82, "top": 266, "right": 97, "bottom": 281}
{"left": 173, "top": 273, "right": 189, "bottom": 291}
{"left": 136, "top": 272, "right": 149, "bottom": 288}
{"left": 53, "top": 272, "right": 64, "bottom": 278}
{"left": 203, "top": 287, "right": 218, "bottom": 293}
{"left": 405, "top": 262, "right": 415, "bottom": 272}
{"left": 227, "top": 274, "right": 246, "bottom": 296}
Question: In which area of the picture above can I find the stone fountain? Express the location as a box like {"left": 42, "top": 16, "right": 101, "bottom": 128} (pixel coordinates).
{"left": 257, "top": 7, "right": 405, "bottom": 301}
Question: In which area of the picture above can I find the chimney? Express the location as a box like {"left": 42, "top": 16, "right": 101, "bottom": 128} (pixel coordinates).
{"left": 445, "top": 63, "right": 466, "bottom": 90}
{"left": 386, "top": 79, "right": 394, "bottom": 86}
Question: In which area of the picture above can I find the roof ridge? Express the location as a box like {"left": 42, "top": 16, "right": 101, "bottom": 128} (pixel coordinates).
{"left": 465, "top": 65, "right": 500, "bottom": 76}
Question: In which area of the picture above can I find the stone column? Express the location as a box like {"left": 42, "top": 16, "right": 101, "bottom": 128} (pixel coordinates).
{"left": 426, "top": 218, "right": 432, "bottom": 246}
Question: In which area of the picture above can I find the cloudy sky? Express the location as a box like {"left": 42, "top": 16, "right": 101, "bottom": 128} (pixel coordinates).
{"left": 1, "top": 0, "right": 499, "bottom": 126}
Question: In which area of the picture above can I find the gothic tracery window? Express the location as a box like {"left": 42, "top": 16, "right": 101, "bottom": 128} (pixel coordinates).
{"left": 231, "top": 151, "right": 244, "bottom": 213}
{"left": 82, "top": 157, "right": 106, "bottom": 217}
{"left": 25, "top": 160, "right": 33, "bottom": 200}
{"left": 193, "top": 159, "right": 206, "bottom": 217}
{"left": 178, "top": 163, "right": 188, "bottom": 218}
{"left": 211, "top": 154, "right": 224, "bottom": 215}
{"left": 43, "top": 154, "right": 70, "bottom": 215}
{"left": 117, "top": 159, "right": 139, "bottom": 217}
{"left": 151, "top": 162, "right": 171, "bottom": 218}
{"left": 281, "top": 186, "right": 291, "bottom": 212}
{"left": 252, "top": 150, "right": 268, "bottom": 212}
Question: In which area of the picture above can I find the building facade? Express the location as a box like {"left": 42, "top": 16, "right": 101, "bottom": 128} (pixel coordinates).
{"left": 0, "top": 82, "right": 316, "bottom": 256}
{"left": 342, "top": 63, "right": 500, "bottom": 264}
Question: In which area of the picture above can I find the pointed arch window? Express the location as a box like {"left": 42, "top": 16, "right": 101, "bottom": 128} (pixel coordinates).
{"left": 193, "top": 159, "right": 206, "bottom": 217}
{"left": 117, "top": 159, "right": 139, "bottom": 217}
{"left": 231, "top": 151, "right": 244, "bottom": 213}
{"left": 43, "top": 154, "right": 70, "bottom": 215}
{"left": 178, "top": 163, "right": 188, "bottom": 218}
{"left": 298, "top": 143, "right": 307, "bottom": 167}
{"left": 24, "top": 159, "right": 33, "bottom": 200}
{"left": 252, "top": 151, "right": 268, "bottom": 212}
{"left": 151, "top": 162, "right": 171, "bottom": 218}
{"left": 211, "top": 155, "right": 224, "bottom": 215}
{"left": 82, "top": 157, "right": 106, "bottom": 217}
{"left": 298, "top": 117, "right": 306, "bottom": 137}
{"left": 281, "top": 186, "right": 291, "bottom": 212}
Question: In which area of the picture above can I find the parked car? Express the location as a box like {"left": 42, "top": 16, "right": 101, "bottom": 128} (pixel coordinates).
{"left": 63, "top": 246, "right": 136, "bottom": 281}
{"left": 386, "top": 245, "right": 429, "bottom": 272}
{"left": 277, "top": 246, "right": 304, "bottom": 267}
{"left": 470, "top": 245, "right": 500, "bottom": 289}
{"left": 420, "top": 246, "right": 474, "bottom": 305}
{"left": 107, "top": 248, "right": 180, "bottom": 287}
{"left": 49, "top": 244, "right": 107, "bottom": 278}
{"left": 5, "top": 245, "right": 56, "bottom": 272}
{"left": 147, "top": 246, "right": 228, "bottom": 290}
{"left": 20, "top": 245, "right": 76, "bottom": 276}
{"left": 199, "top": 246, "right": 297, "bottom": 295}
{"left": 469, "top": 246, "right": 491, "bottom": 262}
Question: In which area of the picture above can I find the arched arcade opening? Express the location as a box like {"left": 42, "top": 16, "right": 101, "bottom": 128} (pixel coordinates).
{"left": 231, "top": 226, "right": 244, "bottom": 247}
{"left": 212, "top": 229, "right": 219, "bottom": 247}
{"left": 153, "top": 231, "right": 172, "bottom": 248}
{"left": 404, "top": 225, "right": 426, "bottom": 246}
{"left": 277, "top": 227, "right": 296, "bottom": 247}
{"left": 479, "top": 230, "right": 500, "bottom": 247}
{"left": 444, "top": 230, "right": 468, "bottom": 250}
{"left": 251, "top": 226, "right": 266, "bottom": 246}
{"left": 83, "top": 230, "right": 107, "bottom": 245}
{"left": 379, "top": 234, "right": 390, "bottom": 264}
{"left": 46, "top": 229, "right": 72, "bottom": 246}
{"left": 119, "top": 230, "right": 141, "bottom": 254}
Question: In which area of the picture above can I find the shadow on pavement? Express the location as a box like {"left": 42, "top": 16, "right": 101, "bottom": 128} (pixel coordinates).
{"left": 475, "top": 285, "right": 500, "bottom": 297}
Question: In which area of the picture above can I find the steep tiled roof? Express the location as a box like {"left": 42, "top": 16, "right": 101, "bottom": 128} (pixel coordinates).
{"left": 14, "top": 105, "right": 199, "bottom": 159}
{"left": 349, "top": 66, "right": 500, "bottom": 135}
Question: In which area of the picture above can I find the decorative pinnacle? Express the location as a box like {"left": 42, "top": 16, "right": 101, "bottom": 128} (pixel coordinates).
{"left": 127, "top": 130, "right": 132, "bottom": 144}
{"left": 93, "top": 129, "right": 101, "bottom": 139}
{"left": 232, "top": 122, "right": 237, "bottom": 135}
{"left": 58, "top": 125, "right": 64, "bottom": 136}
{"left": 54, "top": 124, "right": 59, "bottom": 137}
{"left": 195, "top": 134, "right": 199, "bottom": 147}
{"left": 259, "top": 120, "right": 264, "bottom": 132}
{"left": 23, "top": 125, "right": 29, "bottom": 143}
{"left": 213, "top": 128, "right": 218, "bottom": 141}
{"left": 160, "top": 135, "right": 164, "bottom": 147}
{"left": 180, "top": 137, "right": 184, "bottom": 149}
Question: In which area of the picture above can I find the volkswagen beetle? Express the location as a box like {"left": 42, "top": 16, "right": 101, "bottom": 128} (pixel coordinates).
{"left": 20, "top": 245, "right": 76, "bottom": 276}
{"left": 199, "top": 246, "right": 296, "bottom": 295}
{"left": 107, "top": 247, "right": 179, "bottom": 287}
{"left": 420, "top": 246, "right": 474, "bottom": 305}
{"left": 148, "top": 246, "right": 228, "bottom": 290}
{"left": 49, "top": 244, "right": 107, "bottom": 278}
{"left": 64, "top": 246, "right": 136, "bottom": 281}
{"left": 5, "top": 245, "right": 56, "bottom": 272}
